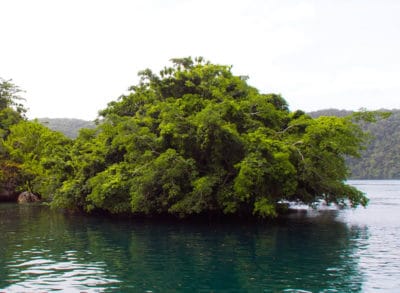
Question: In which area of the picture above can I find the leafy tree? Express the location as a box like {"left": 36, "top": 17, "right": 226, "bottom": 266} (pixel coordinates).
{"left": 311, "top": 109, "right": 397, "bottom": 179}
{"left": 0, "top": 78, "right": 27, "bottom": 196}
{"left": 0, "top": 78, "right": 26, "bottom": 139}
{"left": 52, "top": 58, "right": 369, "bottom": 217}
{"left": 3, "top": 120, "right": 72, "bottom": 198}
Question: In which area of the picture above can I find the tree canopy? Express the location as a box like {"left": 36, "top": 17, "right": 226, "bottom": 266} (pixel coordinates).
{"left": 3, "top": 121, "right": 72, "bottom": 196}
{"left": 46, "top": 57, "right": 369, "bottom": 217}
{"left": 311, "top": 109, "right": 398, "bottom": 179}
{"left": 0, "top": 78, "right": 26, "bottom": 139}
{"left": 0, "top": 78, "right": 28, "bottom": 197}
{"left": 0, "top": 79, "right": 72, "bottom": 200}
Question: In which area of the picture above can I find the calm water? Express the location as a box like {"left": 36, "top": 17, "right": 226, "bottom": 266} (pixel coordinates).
{"left": 0, "top": 180, "right": 399, "bottom": 292}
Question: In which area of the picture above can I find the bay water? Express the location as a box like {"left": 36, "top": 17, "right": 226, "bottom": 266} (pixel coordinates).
{"left": 0, "top": 180, "right": 399, "bottom": 292}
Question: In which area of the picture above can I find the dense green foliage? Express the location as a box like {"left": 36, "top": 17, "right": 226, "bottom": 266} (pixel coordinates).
{"left": 2, "top": 59, "right": 375, "bottom": 217}
{"left": 42, "top": 108, "right": 399, "bottom": 181}
{"left": 311, "top": 109, "right": 400, "bottom": 179}
{"left": 0, "top": 79, "right": 72, "bottom": 199}
{"left": 0, "top": 78, "right": 27, "bottom": 196}
{"left": 48, "top": 58, "right": 368, "bottom": 217}
{"left": 3, "top": 121, "right": 72, "bottom": 196}
{"left": 0, "top": 78, "right": 26, "bottom": 138}
{"left": 47, "top": 110, "right": 400, "bottom": 180}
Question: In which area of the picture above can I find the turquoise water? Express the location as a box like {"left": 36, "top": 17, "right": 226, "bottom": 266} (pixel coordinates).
{"left": 0, "top": 180, "right": 399, "bottom": 292}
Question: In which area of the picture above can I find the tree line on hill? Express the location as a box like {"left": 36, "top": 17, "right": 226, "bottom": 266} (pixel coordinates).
{"left": 1, "top": 58, "right": 384, "bottom": 217}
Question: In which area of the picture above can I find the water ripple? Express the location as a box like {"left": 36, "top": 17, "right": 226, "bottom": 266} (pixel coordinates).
{"left": 3, "top": 250, "right": 121, "bottom": 292}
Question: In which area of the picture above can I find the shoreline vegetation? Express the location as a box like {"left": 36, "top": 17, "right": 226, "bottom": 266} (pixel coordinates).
{"left": 0, "top": 58, "right": 390, "bottom": 219}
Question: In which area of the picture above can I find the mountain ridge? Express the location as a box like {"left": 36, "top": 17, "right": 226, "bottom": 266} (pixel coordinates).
{"left": 37, "top": 118, "right": 96, "bottom": 138}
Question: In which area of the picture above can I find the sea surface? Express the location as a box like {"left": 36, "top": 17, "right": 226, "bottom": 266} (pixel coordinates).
{"left": 0, "top": 180, "right": 399, "bottom": 292}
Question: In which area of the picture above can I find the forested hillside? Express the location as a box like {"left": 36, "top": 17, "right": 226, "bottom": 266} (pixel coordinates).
{"left": 310, "top": 109, "right": 400, "bottom": 179}
{"left": 37, "top": 118, "right": 95, "bottom": 138}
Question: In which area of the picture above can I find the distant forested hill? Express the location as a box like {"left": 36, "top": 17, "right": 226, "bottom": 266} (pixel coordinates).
{"left": 310, "top": 109, "right": 400, "bottom": 179}
{"left": 37, "top": 118, "right": 95, "bottom": 138}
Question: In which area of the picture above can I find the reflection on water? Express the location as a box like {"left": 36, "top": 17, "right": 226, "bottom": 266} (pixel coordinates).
{"left": 0, "top": 205, "right": 120, "bottom": 292}
{"left": 0, "top": 180, "right": 399, "bottom": 292}
{"left": 342, "top": 180, "right": 400, "bottom": 292}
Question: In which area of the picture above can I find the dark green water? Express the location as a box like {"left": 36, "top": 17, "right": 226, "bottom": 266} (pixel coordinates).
{"left": 0, "top": 180, "right": 399, "bottom": 292}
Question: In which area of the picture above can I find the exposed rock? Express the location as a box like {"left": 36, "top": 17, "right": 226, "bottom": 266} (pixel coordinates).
{"left": 17, "top": 191, "right": 40, "bottom": 203}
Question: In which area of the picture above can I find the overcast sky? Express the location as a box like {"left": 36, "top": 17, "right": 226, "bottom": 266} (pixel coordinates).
{"left": 2, "top": 0, "right": 399, "bottom": 120}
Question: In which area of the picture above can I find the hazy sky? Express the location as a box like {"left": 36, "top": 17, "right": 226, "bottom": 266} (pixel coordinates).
{"left": 2, "top": 0, "right": 400, "bottom": 119}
